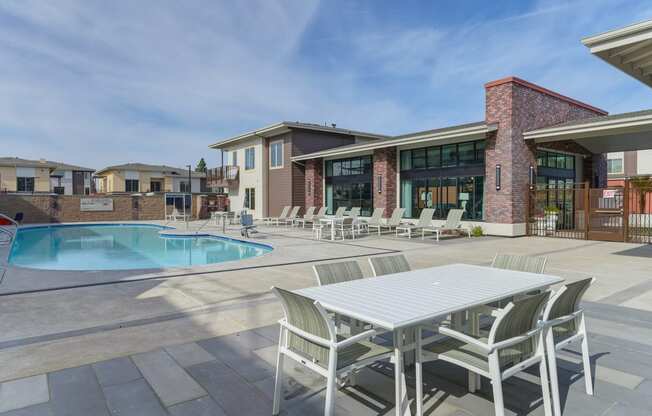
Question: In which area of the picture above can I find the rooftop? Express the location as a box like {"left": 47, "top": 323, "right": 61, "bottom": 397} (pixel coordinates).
{"left": 95, "top": 163, "right": 206, "bottom": 177}
{"left": 0, "top": 157, "right": 94, "bottom": 172}
{"left": 209, "top": 121, "right": 389, "bottom": 149}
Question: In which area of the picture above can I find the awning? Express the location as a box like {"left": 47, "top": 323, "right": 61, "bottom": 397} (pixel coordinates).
{"left": 582, "top": 20, "right": 652, "bottom": 88}
{"left": 523, "top": 109, "right": 652, "bottom": 153}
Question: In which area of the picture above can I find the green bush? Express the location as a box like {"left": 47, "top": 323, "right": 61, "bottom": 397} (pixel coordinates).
{"left": 471, "top": 226, "right": 483, "bottom": 237}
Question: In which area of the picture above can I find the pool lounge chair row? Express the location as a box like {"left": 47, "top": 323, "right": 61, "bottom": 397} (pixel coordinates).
{"left": 272, "top": 253, "right": 595, "bottom": 416}
{"left": 396, "top": 208, "right": 471, "bottom": 240}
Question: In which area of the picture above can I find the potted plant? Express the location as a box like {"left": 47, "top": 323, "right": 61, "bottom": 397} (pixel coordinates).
{"left": 543, "top": 206, "right": 560, "bottom": 231}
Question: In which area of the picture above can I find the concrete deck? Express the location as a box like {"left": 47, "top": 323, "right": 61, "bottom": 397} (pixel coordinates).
{"left": 0, "top": 221, "right": 651, "bottom": 415}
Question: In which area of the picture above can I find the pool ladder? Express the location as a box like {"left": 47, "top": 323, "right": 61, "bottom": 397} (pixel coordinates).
{"left": 0, "top": 213, "right": 18, "bottom": 247}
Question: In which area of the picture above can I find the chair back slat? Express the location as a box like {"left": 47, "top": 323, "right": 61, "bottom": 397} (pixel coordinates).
{"left": 492, "top": 254, "right": 547, "bottom": 274}
{"left": 417, "top": 209, "right": 435, "bottom": 227}
{"left": 369, "top": 254, "right": 410, "bottom": 277}
{"left": 388, "top": 208, "right": 406, "bottom": 226}
{"left": 287, "top": 206, "right": 300, "bottom": 219}
{"left": 315, "top": 207, "right": 327, "bottom": 218}
{"left": 273, "top": 288, "right": 331, "bottom": 366}
{"left": 348, "top": 207, "right": 361, "bottom": 220}
{"left": 278, "top": 206, "right": 290, "bottom": 219}
{"left": 334, "top": 207, "right": 347, "bottom": 218}
{"left": 490, "top": 292, "right": 550, "bottom": 367}
{"left": 368, "top": 208, "right": 385, "bottom": 225}
{"left": 443, "top": 209, "right": 464, "bottom": 229}
{"left": 545, "top": 278, "right": 593, "bottom": 321}
{"left": 314, "top": 260, "right": 364, "bottom": 286}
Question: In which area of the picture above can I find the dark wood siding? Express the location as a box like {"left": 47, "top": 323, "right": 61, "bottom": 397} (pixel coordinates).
{"left": 266, "top": 132, "right": 293, "bottom": 217}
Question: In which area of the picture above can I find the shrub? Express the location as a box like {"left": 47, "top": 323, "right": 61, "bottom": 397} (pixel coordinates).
{"left": 471, "top": 226, "right": 483, "bottom": 237}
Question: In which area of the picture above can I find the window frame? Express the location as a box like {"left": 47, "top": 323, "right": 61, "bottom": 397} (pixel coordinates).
{"left": 125, "top": 179, "right": 139, "bottom": 193}
{"left": 244, "top": 187, "right": 256, "bottom": 209}
{"left": 607, "top": 158, "right": 624, "bottom": 175}
{"left": 269, "top": 140, "right": 284, "bottom": 169}
{"left": 244, "top": 147, "right": 256, "bottom": 171}
{"left": 16, "top": 177, "right": 35, "bottom": 193}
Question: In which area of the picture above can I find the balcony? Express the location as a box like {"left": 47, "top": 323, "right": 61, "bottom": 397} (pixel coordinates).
{"left": 206, "top": 165, "right": 239, "bottom": 189}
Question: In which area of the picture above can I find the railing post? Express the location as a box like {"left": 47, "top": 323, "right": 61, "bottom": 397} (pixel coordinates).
{"left": 584, "top": 182, "right": 590, "bottom": 241}
{"left": 623, "top": 179, "right": 630, "bottom": 242}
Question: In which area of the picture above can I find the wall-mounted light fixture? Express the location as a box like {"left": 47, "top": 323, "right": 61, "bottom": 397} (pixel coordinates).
{"left": 376, "top": 175, "right": 383, "bottom": 193}
{"left": 529, "top": 165, "right": 535, "bottom": 190}
{"left": 495, "top": 164, "right": 501, "bottom": 191}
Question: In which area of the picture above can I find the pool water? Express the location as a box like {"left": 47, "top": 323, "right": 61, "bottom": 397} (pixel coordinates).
{"left": 8, "top": 224, "right": 271, "bottom": 271}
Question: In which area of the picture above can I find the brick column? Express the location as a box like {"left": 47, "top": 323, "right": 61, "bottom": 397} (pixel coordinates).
{"left": 304, "top": 158, "right": 323, "bottom": 208}
{"left": 373, "top": 148, "right": 397, "bottom": 217}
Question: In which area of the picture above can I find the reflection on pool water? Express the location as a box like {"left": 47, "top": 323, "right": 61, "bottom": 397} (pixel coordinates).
{"left": 8, "top": 224, "right": 272, "bottom": 271}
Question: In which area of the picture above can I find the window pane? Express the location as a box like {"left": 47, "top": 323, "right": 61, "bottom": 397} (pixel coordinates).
{"left": 475, "top": 141, "right": 485, "bottom": 162}
{"left": 537, "top": 151, "right": 546, "bottom": 167}
{"left": 341, "top": 160, "right": 351, "bottom": 176}
{"left": 333, "top": 161, "right": 341, "bottom": 176}
{"left": 325, "top": 161, "right": 333, "bottom": 177}
{"left": 427, "top": 147, "right": 441, "bottom": 168}
{"left": 458, "top": 142, "right": 475, "bottom": 165}
{"left": 401, "top": 179, "right": 413, "bottom": 218}
{"left": 350, "top": 158, "right": 361, "bottom": 175}
{"left": 442, "top": 144, "right": 457, "bottom": 167}
{"left": 400, "top": 150, "right": 412, "bottom": 170}
{"left": 362, "top": 156, "right": 372, "bottom": 174}
{"left": 412, "top": 149, "right": 426, "bottom": 169}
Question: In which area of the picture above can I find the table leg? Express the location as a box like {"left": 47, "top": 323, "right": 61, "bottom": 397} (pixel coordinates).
{"left": 451, "top": 312, "right": 477, "bottom": 392}
{"left": 331, "top": 222, "right": 335, "bottom": 241}
{"left": 393, "top": 329, "right": 412, "bottom": 416}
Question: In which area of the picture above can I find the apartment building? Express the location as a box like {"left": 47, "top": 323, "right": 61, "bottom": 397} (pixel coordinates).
{"left": 607, "top": 149, "right": 652, "bottom": 185}
{"left": 0, "top": 157, "right": 94, "bottom": 195}
{"left": 95, "top": 163, "right": 205, "bottom": 194}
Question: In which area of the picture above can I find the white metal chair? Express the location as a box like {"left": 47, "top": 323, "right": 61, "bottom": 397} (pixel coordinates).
{"left": 396, "top": 208, "right": 435, "bottom": 239}
{"left": 368, "top": 207, "right": 404, "bottom": 235}
{"left": 280, "top": 206, "right": 301, "bottom": 226}
{"left": 416, "top": 292, "right": 554, "bottom": 416}
{"left": 271, "top": 287, "right": 392, "bottom": 416}
{"left": 334, "top": 217, "right": 357, "bottom": 240}
{"left": 263, "top": 206, "right": 290, "bottom": 226}
{"left": 295, "top": 206, "right": 323, "bottom": 228}
{"left": 542, "top": 277, "right": 595, "bottom": 416}
{"left": 359, "top": 208, "right": 384, "bottom": 235}
{"left": 422, "top": 208, "right": 471, "bottom": 240}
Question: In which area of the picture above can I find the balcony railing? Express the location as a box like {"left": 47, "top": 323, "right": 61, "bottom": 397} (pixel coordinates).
{"left": 206, "top": 166, "right": 239, "bottom": 188}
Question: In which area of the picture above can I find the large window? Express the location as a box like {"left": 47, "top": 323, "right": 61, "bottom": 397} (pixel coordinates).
{"left": 125, "top": 179, "right": 139, "bottom": 192}
{"left": 245, "top": 147, "right": 255, "bottom": 170}
{"left": 270, "top": 141, "right": 283, "bottom": 168}
{"left": 16, "top": 177, "right": 35, "bottom": 193}
{"left": 244, "top": 187, "right": 256, "bottom": 209}
{"left": 607, "top": 155, "right": 623, "bottom": 175}
{"left": 536, "top": 150, "right": 575, "bottom": 171}
{"left": 150, "top": 180, "right": 162, "bottom": 192}
{"left": 325, "top": 156, "right": 373, "bottom": 216}
{"left": 400, "top": 140, "right": 484, "bottom": 171}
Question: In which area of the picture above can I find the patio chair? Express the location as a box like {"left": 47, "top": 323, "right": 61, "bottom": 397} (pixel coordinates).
{"left": 542, "top": 277, "right": 595, "bottom": 416}
{"left": 368, "top": 207, "right": 404, "bottom": 235}
{"left": 313, "top": 260, "right": 364, "bottom": 286}
{"left": 292, "top": 206, "right": 316, "bottom": 228}
{"left": 395, "top": 208, "right": 435, "bottom": 239}
{"left": 359, "top": 208, "right": 384, "bottom": 235}
{"left": 240, "top": 213, "right": 257, "bottom": 238}
{"left": 347, "top": 207, "right": 361, "bottom": 218}
{"left": 416, "top": 292, "right": 554, "bottom": 416}
{"left": 263, "top": 206, "right": 290, "bottom": 226}
{"left": 271, "top": 287, "right": 392, "bottom": 416}
{"left": 368, "top": 254, "right": 410, "bottom": 277}
{"left": 168, "top": 208, "right": 190, "bottom": 221}
{"left": 333, "top": 206, "right": 347, "bottom": 218}
{"left": 334, "top": 217, "right": 357, "bottom": 240}
{"left": 280, "top": 206, "right": 301, "bottom": 226}
{"left": 422, "top": 208, "right": 471, "bottom": 241}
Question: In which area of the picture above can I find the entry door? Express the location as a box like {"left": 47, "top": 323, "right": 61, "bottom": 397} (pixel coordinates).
{"left": 588, "top": 187, "right": 625, "bottom": 242}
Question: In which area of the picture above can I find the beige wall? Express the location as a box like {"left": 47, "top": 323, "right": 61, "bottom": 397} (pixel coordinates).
{"left": 0, "top": 166, "right": 51, "bottom": 192}
{"left": 35, "top": 167, "right": 51, "bottom": 192}
{"left": 0, "top": 166, "right": 16, "bottom": 192}
{"left": 100, "top": 171, "right": 126, "bottom": 193}
{"left": 224, "top": 137, "right": 265, "bottom": 217}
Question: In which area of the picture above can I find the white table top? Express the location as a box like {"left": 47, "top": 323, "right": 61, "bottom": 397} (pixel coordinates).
{"left": 296, "top": 263, "right": 564, "bottom": 330}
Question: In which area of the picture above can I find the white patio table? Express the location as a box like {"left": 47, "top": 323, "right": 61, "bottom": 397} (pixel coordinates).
{"left": 319, "top": 217, "right": 345, "bottom": 241}
{"left": 295, "top": 263, "right": 563, "bottom": 416}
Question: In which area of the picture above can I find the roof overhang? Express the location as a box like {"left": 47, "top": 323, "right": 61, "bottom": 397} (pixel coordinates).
{"left": 292, "top": 122, "right": 496, "bottom": 162}
{"left": 209, "top": 122, "right": 388, "bottom": 149}
{"left": 582, "top": 20, "right": 652, "bottom": 88}
{"left": 523, "top": 111, "right": 652, "bottom": 153}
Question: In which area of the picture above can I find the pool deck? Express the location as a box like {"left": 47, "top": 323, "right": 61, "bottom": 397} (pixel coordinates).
{"left": 1, "top": 221, "right": 652, "bottom": 415}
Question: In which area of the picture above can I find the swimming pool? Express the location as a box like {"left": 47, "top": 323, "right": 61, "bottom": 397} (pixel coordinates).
{"left": 8, "top": 224, "right": 272, "bottom": 271}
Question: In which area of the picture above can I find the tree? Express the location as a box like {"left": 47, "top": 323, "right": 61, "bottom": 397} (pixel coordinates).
{"left": 195, "top": 158, "right": 207, "bottom": 173}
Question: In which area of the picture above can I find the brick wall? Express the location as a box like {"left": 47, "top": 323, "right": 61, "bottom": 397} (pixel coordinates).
{"left": 304, "top": 158, "right": 323, "bottom": 208}
{"left": 0, "top": 194, "right": 167, "bottom": 223}
{"left": 485, "top": 77, "right": 607, "bottom": 224}
{"left": 373, "top": 148, "right": 397, "bottom": 217}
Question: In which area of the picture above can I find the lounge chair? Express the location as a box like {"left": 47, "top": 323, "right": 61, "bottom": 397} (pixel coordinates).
{"left": 347, "top": 207, "right": 361, "bottom": 218}
{"left": 359, "top": 208, "right": 384, "bottom": 234}
{"left": 368, "top": 207, "right": 404, "bottom": 235}
{"left": 543, "top": 277, "right": 595, "bottom": 416}
{"left": 167, "top": 208, "right": 190, "bottom": 221}
{"left": 422, "top": 208, "right": 471, "bottom": 240}
{"left": 271, "top": 287, "right": 392, "bottom": 416}
{"left": 368, "top": 254, "right": 410, "bottom": 276}
{"left": 396, "top": 208, "right": 435, "bottom": 239}
{"left": 299, "top": 206, "right": 326, "bottom": 230}
{"left": 333, "top": 206, "right": 347, "bottom": 218}
{"left": 415, "top": 292, "right": 554, "bottom": 416}
{"left": 280, "top": 206, "right": 301, "bottom": 226}
{"left": 292, "top": 206, "right": 316, "bottom": 228}
{"left": 263, "top": 206, "right": 290, "bottom": 226}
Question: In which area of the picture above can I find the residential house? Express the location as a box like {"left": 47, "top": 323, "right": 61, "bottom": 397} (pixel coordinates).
{"left": 95, "top": 163, "right": 205, "bottom": 194}
{"left": 0, "top": 157, "right": 94, "bottom": 195}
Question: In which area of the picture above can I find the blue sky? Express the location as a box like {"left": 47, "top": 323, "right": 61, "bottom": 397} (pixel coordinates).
{"left": 1, "top": 0, "right": 652, "bottom": 169}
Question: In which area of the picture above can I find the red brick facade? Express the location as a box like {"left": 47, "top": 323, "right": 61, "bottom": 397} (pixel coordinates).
{"left": 304, "top": 158, "right": 324, "bottom": 209}
{"left": 372, "top": 148, "right": 397, "bottom": 217}
{"left": 484, "top": 77, "right": 607, "bottom": 224}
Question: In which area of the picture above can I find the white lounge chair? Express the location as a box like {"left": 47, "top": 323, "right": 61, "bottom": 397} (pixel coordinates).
{"left": 271, "top": 287, "right": 392, "bottom": 416}
{"left": 263, "top": 206, "right": 290, "bottom": 226}
{"left": 415, "top": 292, "right": 554, "bottom": 416}
{"left": 359, "top": 208, "right": 384, "bottom": 234}
{"left": 396, "top": 208, "right": 435, "bottom": 239}
{"left": 280, "top": 206, "right": 301, "bottom": 226}
{"left": 333, "top": 206, "right": 347, "bottom": 218}
{"left": 422, "top": 208, "right": 471, "bottom": 240}
{"left": 368, "top": 207, "right": 404, "bottom": 235}
{"left": 167, "top": 208, "right": 190, "bottom": 221}
{"left": 292, "top": 206, "right": 315, "bottom": 227}
{"left": 543, "top": 277, "right": 595, "bottom": 416}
